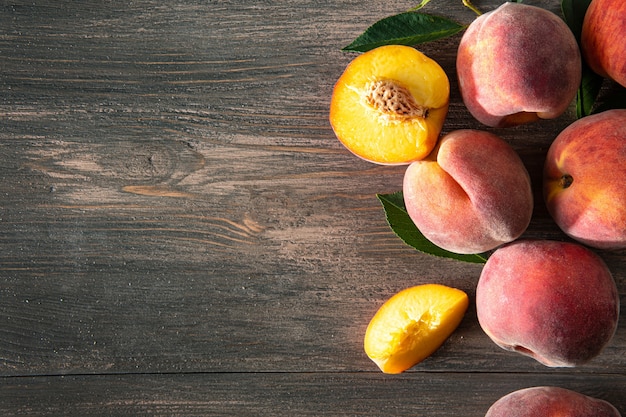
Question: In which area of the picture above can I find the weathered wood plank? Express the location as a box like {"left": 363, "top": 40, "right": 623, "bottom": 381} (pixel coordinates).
{"left": 0, "top": 1, "right": 625, "bottom": 416}
{"left": 1, "top": 372, "right": 625, "bottom": 416}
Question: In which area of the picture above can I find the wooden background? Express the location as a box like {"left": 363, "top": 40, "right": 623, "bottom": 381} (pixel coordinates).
{"left": 1, "top": 0, "right": 625, "bottom": 415}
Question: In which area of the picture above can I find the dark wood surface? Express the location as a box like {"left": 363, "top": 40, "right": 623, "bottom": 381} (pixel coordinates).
{"left": 1, "top": 0, "right": 624, "bottom": 415}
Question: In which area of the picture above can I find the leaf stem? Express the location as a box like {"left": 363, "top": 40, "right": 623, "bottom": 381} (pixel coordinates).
{"left": 462, "top": 0, "right": 482, "bottom": 16}
{"left": 408, "top": 0, "right": 432, "bottom": 12}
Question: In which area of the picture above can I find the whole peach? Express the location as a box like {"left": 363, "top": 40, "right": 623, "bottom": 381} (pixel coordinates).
{"left": 457, "top": 2, "right": 581, "bottom": 127}
{"left": 544, "top": 109, "right": 626, "bottom": 250}
{"left": 582, "top": 0, "right": 626, "bottom": 87}
{"left": 403, "top": 130, "right": 533, "bottom": 254}
{"left": 486, "top": 386, "right": 622, "bottom": 417}
{"left": 476, "top": 239, "right": 619, "bottom": 367}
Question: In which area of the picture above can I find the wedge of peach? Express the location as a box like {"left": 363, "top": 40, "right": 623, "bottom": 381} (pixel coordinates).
{"left": 330, "top": 45, "right": 450, "bottom": 164}
{"left": 364, "top": 284, "right": 468, "bottom": 374}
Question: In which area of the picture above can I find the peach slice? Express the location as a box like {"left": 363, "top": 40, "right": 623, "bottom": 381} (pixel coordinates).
{"left": 329, "top": 45, "right": 450, "bottom": 164}
{"left": 364, "top": 284, "right": 468, "bottom": 374}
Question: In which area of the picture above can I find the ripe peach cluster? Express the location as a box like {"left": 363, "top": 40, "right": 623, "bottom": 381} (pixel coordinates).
{"left": 330, "top": 1, "right": 624, "bottom": 415}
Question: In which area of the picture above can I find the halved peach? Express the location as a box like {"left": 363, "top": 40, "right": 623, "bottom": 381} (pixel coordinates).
{"left": 330, "top": 45, "right": 450, "bottom": 164}
{"left": 364, "top": 284, "right": 468, "bottom": 373}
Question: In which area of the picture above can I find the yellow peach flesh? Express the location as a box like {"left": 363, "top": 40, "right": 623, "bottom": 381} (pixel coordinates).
{"left": 329, "top": 45, "right": 449, "bottom": 164}
{"left": 364, "top": 284, "right": 468, "bottom": 374}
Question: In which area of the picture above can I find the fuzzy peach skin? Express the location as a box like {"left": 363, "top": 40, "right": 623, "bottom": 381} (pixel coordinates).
{"left": 582, "top": 0, "right": 626, "bottom": 88}
{"left": 485, "top": 386, "right": 622, "bottom": 417}
{"left": 476, "top": 239, "right": 619, "bottom": 367}
{"left": 544, "top": 109, "right": 626, "bottom": 250}
{"left": 403, "top": 129, "right": 533, "bottom": 254}
{"left": 457, "top": 2, "right": 581, "bottom": 127}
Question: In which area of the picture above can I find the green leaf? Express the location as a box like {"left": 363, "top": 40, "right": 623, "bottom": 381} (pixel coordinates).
{"left": 577, "top": 64, "right": 604, "bottom": 118}
{"left": 561, "top": 0, "right": 592, "bottom": 44}
{"left": 377, "top": 192, "right": 489, "bottom": 264}
{"left": 343, "top": 12, "right": 466, "bottom": 53}
{"left": 561, "top": 0, "right": 603, "bottom": 117}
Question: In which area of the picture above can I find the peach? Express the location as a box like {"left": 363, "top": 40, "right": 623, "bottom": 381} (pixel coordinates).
{"left": 456, "top": 2, "right": 581, "bottom": 127}
{"left": 485, "top": 386, "right": 622, "bottom": 417}
{"left": 582, "top": 0, "right": 626, "bottom": 88}
{"left": 544, "top": 109, "right": 626, "bottom": 250}
{"left": 329, "top": 45, "right": 450, "bottom": 164}
{"left": 403, "top": 129, "right": 532, "bottom": 254}
{"left": 364, "top": 284, "right": 468, "bottom": 374}
{"left": 476, "top": 239, "right": 619, "bottom": 367}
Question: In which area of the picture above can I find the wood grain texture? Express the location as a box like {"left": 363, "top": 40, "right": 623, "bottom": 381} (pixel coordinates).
{"left": 1, "top": 0, "right": 625, "bottom": 414}
{"left": 1, "top": 373, "right": 625, "bottom": 416}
